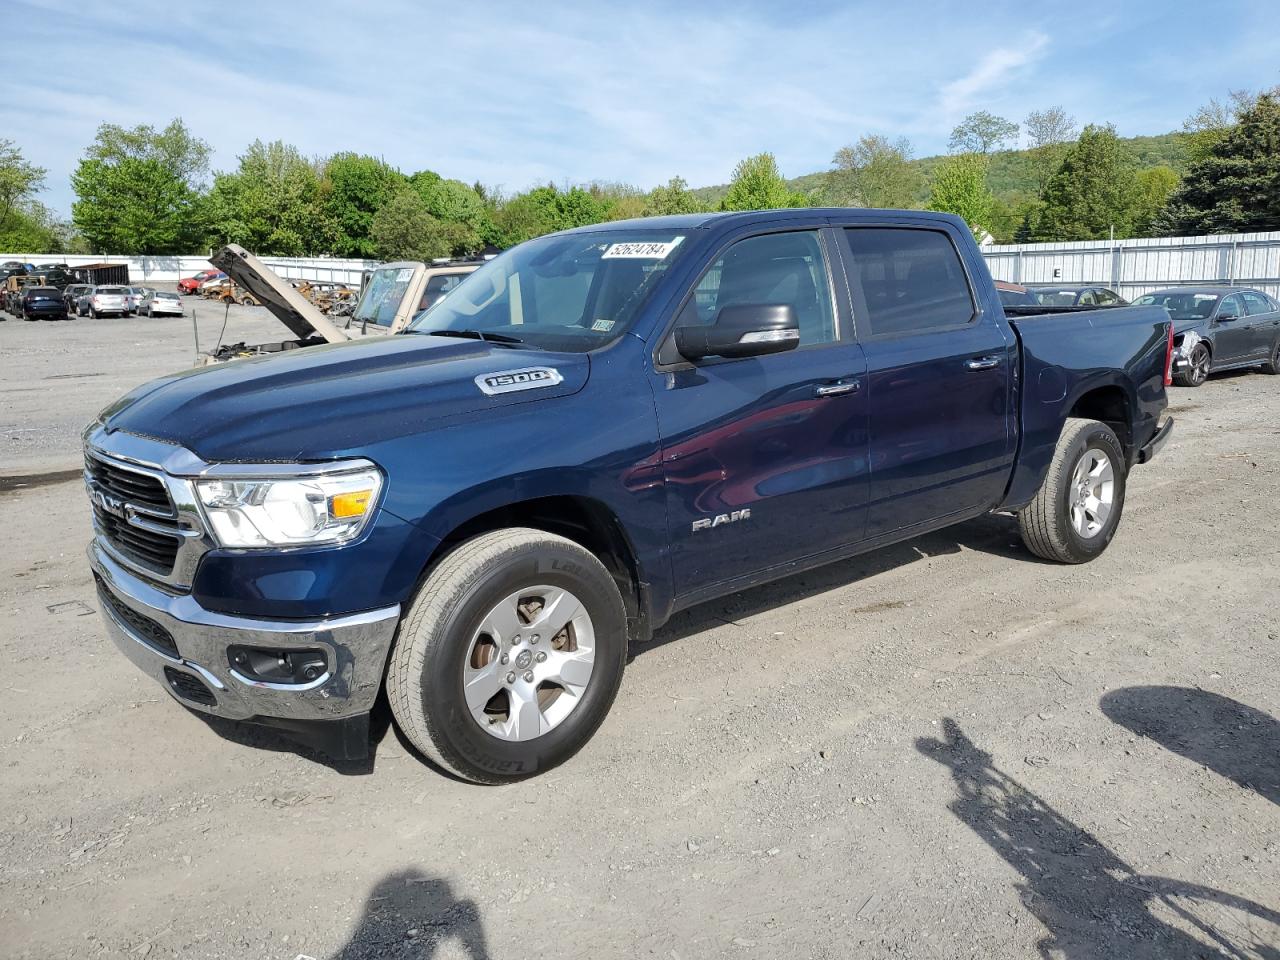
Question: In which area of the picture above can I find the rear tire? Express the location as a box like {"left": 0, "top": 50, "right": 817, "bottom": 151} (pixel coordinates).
{"left": 1018, "top": 418, "right": 1127, "bottom": 564}
{"left": 1173, "top": 343, "right": 1210, "bottom": 387}
{"left": 387, "top": 528, "right": 627, "bottom": 784}
{"left": 1263, "top": 339, "right": 1280, "bottom": 375}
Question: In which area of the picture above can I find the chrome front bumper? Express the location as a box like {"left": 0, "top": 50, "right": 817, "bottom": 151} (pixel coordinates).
{"left": 89, "top": 539, "right": 400, "bottom": 722}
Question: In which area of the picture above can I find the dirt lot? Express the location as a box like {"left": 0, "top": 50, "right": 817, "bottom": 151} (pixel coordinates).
{"left": 2, "top": 302, "right": 1278, "bottom": 960}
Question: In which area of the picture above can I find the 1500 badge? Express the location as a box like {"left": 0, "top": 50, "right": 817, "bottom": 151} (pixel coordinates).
{"left": 475, "top": 367, "right": 564, "bottom": 396}
{"left": 691, "top": 508, "right": 751, "bottom": 532}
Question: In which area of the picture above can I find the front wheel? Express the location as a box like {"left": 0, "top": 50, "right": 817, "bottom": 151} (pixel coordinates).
{"left": 1018, "top": 418, "right": 1127, "bottom": 564}
{"left": 1174, "top": 343, "right": 1210, "bottom": 387}
{"left": 1262, "top": 339, "right": 1280, "bottom": 375}
{"left": 387, "top": 528, "right": 628, "bottom": 784}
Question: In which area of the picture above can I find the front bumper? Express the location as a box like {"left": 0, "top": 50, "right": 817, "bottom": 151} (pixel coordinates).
{"left": 89, "top": 539, "right": 400, "bottom": 723}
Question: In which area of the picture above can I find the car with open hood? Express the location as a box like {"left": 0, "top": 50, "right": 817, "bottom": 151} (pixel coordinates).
{"left": 1132, "top": 287, "right": 1280, "bottom": 387}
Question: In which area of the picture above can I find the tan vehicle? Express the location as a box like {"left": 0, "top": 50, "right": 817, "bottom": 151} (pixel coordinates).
{"left": 343, "top": 260, "right": 480, "bottom": 335}
{"left": 3, "top": 275, "right": 46, "bottom": 314}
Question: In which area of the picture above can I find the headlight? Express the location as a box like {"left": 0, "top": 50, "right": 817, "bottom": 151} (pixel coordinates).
{"left": 195, "top": 465, "right": 382, "bottom": 548}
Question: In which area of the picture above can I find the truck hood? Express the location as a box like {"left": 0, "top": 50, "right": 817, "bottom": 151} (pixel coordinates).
{"left": 99, "top": 334, "right": 589, "bottom": 462}
{"left": 209, "top": 244, "right": 351, "bottom": 344}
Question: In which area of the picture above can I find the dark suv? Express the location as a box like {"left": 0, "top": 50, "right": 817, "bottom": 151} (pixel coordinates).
{"left": 19, "top": 286, "right": 69, "bottom": 321}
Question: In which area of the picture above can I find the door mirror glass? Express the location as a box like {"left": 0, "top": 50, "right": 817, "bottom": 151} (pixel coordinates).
{"left": 675, "top": 303, "right": 800, "bottom": 361}
{"left": 1217, "top": 307, "right": 1240, "bottom": 322}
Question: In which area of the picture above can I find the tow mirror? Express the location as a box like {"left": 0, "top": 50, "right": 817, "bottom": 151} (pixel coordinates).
{"left": 674, "top": 303, "right": 800, "bottom": 361}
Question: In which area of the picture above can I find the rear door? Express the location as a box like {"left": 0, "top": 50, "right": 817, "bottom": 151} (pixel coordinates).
{"left": 1240, "top": 292, "right": 1279, "bottom": 358}
{"left": 649, "top": 226, "right": 869, "bottom": 597}
{"left": 837, "top": 224, "right": 1016, "bottom": 540}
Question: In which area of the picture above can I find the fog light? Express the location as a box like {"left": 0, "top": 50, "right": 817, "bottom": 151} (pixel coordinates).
{"left": 227, "top": 645, "right": 328, "bottom": 685}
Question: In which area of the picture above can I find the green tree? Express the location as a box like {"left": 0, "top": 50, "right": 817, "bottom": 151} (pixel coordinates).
{"left": 406, "top": 171, "right": 492, "bottom": 254}
{"left": 1130, "top": 165, "right": 1180, "bottom": 235}
{"left": 1013, "top": 211, "right": 1035, "bottom": 243}
{"left": 1037, "top": 124, "right": 1141, "bottom": 240}
{"left": 719, "top": 153, "right": 807, "bottom": 211}
{"left": 370, "top": 186, "right": 468, "bottom": 262}
{"left": 926, "top": 153, "right": 995, "bottom": 235}
{"left": 1160, "top": 93, "right": 1280, "bottom": 235}
{"left": 1181, "top": 89, "right": 1264, "bottom": 163}
{"left": 0, "top": 201, "right": 64, "bottom": 253}
{"left": 71, "top": 119, "right": 210, "bottom": 254}
{"left": 1023, "top": 106, "right": 1078, "bottom": 196}
{"left": 646, "top": 176, "right": 701, "bottom": 216}
{"left": 318, "top": 153, "right": 405, "bottom": 258}
{"left": 489, "top": 185, "right": 610, "bottom": 247}
{"left": 0, "top": 139, "right": 46, "bottom": 238}
{"left": 949, "top": 111, "right": 1019, "bottom": 154}
{"left": 206, "top": 140, "right": 322, "bottom": 255}
{"left": 827, "top": 135, "right": 922, "bottom": 208}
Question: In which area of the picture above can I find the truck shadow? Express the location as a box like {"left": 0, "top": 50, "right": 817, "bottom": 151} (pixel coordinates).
{"left": 1100, "top": 686, "right": 1279, "bottom": 807}
{"left": 326, "top": 868, "right": 490, "bottom": 959}
{"left": 642, "top": 511, "right": 1038, "bottom": 652}
{"left": 917, "top": 718, "right": 1280, "bottom": 959}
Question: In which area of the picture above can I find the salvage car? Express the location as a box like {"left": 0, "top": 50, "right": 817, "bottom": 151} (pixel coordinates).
{"left": 77, "top": 285, "right": 131, "bottom": 318}
{"left": 345, "top": 259, "right": 481, "bottom": 335}
{"left": 178, "top": 269, "right": 224, "bottom": 295}
{"left": 83, "top": 210, "right": 1175, "bottom": 783}
{"left": 1027, "top": 284, "right": 1127, "bottom": 307}
{"left": 3, "top": 274, "right": 45, "bottom": 314}
{"left": 1133, "top": 286, "right": 1280, "bottom": 386}
{"left": 17, "top": 286, "right": 69, "bottom": 320}
{"left": 137, "top": 289, "right": 184, "bottom": 317}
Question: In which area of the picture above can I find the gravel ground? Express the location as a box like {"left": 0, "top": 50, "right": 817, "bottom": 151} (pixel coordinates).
{"left": 1, "top": 302, "right": 1278, "bottom": 959}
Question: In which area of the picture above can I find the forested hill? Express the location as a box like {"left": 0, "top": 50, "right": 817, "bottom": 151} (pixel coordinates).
{"left": 691, "top": 132, "right": 1191, "bottom": 208}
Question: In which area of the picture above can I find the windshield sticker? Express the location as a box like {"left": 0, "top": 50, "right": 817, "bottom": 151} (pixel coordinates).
{"left": 591, "top": 319, "right": 615, "bottom": 332}
{"left": 396, "top": 268, "right": 414, "bottom": 281}
{"left": 602, "top": 238, "right": 683, "bottom": 260}
{"left": 1193, "top": 294, "right": 1217, "bottom": 301}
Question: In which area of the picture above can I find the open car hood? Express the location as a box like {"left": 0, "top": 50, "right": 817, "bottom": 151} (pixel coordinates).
{"left": 208, "top": 244, "right": 352, "bottom": 344}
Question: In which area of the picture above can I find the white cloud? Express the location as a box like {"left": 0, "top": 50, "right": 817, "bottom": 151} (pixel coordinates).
{"left": 936, "top": 32, "right": 1050, "bottom": 120}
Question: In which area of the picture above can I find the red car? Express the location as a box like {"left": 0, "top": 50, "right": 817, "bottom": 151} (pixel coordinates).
{"left": 177, "top": 269, "right": 225, "bottom": 295}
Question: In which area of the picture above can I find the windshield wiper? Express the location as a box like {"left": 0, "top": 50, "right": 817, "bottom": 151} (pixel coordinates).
{"left": 411, "top": 328, "right": 525, "bottom": 346}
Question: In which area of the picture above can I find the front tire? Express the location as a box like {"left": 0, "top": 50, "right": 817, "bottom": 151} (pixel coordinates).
{"left": 387, "top": 528, "right": 627, "bottom": 784}
{"left": 1262, "top": 339, "right": 1280, "bottom": 375}
{"left": 1018, "top": 418, "right": 1127, "bottom": 564}
{"left": 1174, "top": 343, "right": 1210, "bottom": 387}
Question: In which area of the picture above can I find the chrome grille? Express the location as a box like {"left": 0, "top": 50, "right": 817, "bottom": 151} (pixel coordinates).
{"left": 85, "top": 452, "right": 181, "bottom": 576}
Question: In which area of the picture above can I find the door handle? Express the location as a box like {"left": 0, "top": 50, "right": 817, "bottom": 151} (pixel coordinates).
{"left": 965, "top": 356, "right": 1002, "bottom": 370}
{"left": 815, "top": 379, "right": 861, "bottom": 397}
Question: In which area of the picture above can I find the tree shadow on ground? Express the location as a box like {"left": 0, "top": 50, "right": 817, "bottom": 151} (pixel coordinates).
{"left": 327, "top": 868, "right": 490, "bottom": 959}
{"left": 1100, "top": 686, "right": 1279, "bottom": 807}
{"left": 917, "top": 718, "right": 1280, "bottom": 959}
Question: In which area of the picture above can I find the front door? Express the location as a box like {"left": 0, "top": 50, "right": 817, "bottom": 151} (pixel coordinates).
{"left": 1213, "top": 293, "right": 1252, "bottom": 363}
{"left": 649, "top": 228, "right": 869, "bottom": 598}
{"left": 1240, "top": 291, "right": 1280, "bottom": 359}
{"left": 837, "top": 224, "right": 1016, "bottom": 540}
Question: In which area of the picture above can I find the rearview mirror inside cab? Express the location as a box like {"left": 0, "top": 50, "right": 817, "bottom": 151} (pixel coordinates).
{"left": 674, "top": 303, "right": 800, "bottom": 361}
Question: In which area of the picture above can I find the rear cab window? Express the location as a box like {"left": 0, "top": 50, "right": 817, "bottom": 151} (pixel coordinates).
{"left": 841, "top": 227, "right": 975, "bottom": 337}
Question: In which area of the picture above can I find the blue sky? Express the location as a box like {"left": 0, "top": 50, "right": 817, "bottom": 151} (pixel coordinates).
{"left": 8, "top": 0, "right": 1280, "bottom": 216}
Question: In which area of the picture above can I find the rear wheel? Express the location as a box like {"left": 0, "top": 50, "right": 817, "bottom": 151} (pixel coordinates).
{"left": 387, "top": 528, "right": 627, "bottom": 784}
{"left": 1174, "top": 343, "right": 1210, "bottom": 387}
{"left": 1262, "top": 339, "right": 1280, "bottom": 375}
{"left": 1018, "top": 418, "right": 1127, "bottom": 564}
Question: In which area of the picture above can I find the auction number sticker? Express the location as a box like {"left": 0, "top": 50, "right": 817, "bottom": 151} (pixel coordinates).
{"left": 602, "top": 238, "right": 683, "bottom": 259}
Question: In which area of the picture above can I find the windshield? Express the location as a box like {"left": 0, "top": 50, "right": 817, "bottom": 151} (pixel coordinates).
{"left": 353, "top": 265, "right": 414, "bottom": 326}
{"left": 407, "top": 230, "right": 690, "bottom": 352}
{"left": 1133, "top": 292, "right": 1220, "bottom": 320}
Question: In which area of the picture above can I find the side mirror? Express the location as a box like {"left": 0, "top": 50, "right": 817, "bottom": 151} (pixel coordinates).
{"left": 674, "top": 303, "right": 800, "bottom": 361}
{"left": 1217, "top": 309, "right": 1240, "bottom": 322}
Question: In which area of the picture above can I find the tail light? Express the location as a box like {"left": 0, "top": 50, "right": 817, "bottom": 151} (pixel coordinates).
{"left": 1163, "top": 321, "right": 1175, "bottom": 386}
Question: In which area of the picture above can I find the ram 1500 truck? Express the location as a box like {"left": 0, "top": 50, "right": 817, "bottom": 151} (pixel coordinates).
{"left": 84, "top": 210, "right": 1175, "bottom": 783}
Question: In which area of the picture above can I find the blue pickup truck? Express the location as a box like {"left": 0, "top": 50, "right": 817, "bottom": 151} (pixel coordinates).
{"left": 84, "top": 210, "right": 1174, "bottom": 782}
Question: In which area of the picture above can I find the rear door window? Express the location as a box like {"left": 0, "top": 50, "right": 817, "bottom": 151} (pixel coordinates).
{"left": 1241, "top": 292, "right": 1273, "bottom": 316}
{"left": 842, "top": 228, "right": 975, "bottom": 337}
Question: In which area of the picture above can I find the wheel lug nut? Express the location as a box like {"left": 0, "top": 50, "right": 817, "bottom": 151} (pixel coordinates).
{"left": 512, "top": 634, "right": 521, "bottom": 645}
{"left": 523, "top": 671, "right": 534, "bottom": 682}
{"left": 536, "top": 651, "right": 547, "bottom": 663}
{"left": 505, "top": 672, "right": 515, "bottom": 684}
{"left": 500, "top": 654, "right": 509, "bottom": 665}
{"left": 530, "top": 634, "right": 539, "bottom": 645}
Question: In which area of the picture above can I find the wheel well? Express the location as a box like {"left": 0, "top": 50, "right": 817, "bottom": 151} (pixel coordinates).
{"left": 1068, "top": 386, "right": 1133, "bottom": 453}
{"left": 431, "top": 496, "right": 647, "bottom": 641}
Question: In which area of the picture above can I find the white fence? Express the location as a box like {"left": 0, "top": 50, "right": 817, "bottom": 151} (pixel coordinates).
{"left": 9, "top": 229, "right": 1280, "bottom": 298}
{"left": 982, "top": 230, "right": 1280, "bottom": 299}
{"left": 0, "top": 253, "right": 377, "bottom": 286}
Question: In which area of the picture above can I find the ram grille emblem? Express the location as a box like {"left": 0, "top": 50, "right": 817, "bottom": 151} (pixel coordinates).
{"left": 691, "top": 509, "right": 751, "bottom": 532}
{"left": 475, "top": 367, "right": 564, "bottom": 396}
